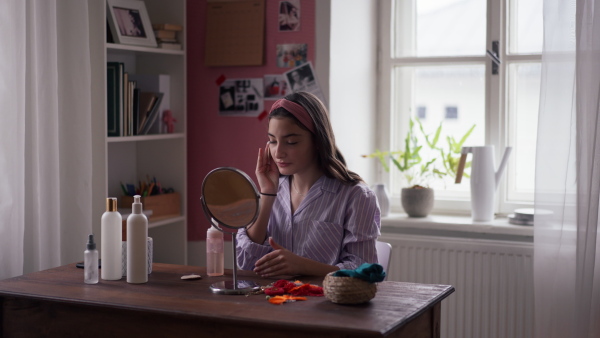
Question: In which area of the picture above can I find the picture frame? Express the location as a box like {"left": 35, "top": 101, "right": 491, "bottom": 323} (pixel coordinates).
{"left": 106, "top": 0, "right": 157, "bottom": 47}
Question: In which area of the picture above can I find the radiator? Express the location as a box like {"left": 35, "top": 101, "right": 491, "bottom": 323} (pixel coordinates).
{"left": 378, "top": 234, "right": 534, "bottom": 338}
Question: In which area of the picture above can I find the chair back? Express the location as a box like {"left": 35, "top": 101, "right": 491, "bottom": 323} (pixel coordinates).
{"left": 376, "top": 240, "right": 392, "bottom": 280}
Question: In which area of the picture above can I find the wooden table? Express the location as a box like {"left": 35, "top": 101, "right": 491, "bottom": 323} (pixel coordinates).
{"left": 0, "top": 263, "right": 454, "bottom": 337}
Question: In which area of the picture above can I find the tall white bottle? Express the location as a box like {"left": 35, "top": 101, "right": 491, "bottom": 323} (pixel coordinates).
{"left": 127, "top": 195, "right": 148, "bottom": 284}
{"left": 101, "top": 197, "right": 122, "bottom": 280}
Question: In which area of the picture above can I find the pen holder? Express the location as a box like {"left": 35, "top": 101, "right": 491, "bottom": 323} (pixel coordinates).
{"left": 121, "top": 237, "right": 153, "bottom": 276}
{"left": 121, "top": 193, "right": 181, "bottom": 219}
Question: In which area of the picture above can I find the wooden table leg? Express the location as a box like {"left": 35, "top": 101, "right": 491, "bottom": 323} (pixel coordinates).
{"left": 432, "top": 302, "right": 441, "bottom": 338}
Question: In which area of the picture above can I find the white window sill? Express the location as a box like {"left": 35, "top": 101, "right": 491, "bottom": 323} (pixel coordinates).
{"left": 380, "top": 213, "right": 534, "bottom": 242}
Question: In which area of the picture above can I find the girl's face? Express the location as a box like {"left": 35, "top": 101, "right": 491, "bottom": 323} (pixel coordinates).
{"left": 268, "top": 117, "right": 318, "bottom": 177}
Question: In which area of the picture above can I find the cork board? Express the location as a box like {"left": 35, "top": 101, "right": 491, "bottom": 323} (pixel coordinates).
{"left": 205, "top": 0, "right": 265, "bottom": 66}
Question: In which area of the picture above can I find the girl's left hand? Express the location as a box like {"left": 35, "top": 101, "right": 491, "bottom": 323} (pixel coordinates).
{"left": 255, "top": 142, "right": 279, "bottom": 194}
{"left": 254, "top": 238, "right": 304, "bottom": 277}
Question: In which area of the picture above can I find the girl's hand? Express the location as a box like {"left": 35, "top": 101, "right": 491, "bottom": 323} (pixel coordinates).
{"left": 255, "top": 142, "right": 279, "bottom": 194}
{"left": 254, "top": 238, "right": 304, "bottom": 277}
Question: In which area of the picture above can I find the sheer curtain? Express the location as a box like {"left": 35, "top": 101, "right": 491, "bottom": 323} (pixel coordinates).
{"left": 0, "top": 0, "right": 93, "bottom": 280}
{"left": 534, "top": 0, "right": 600, "bottom": 337}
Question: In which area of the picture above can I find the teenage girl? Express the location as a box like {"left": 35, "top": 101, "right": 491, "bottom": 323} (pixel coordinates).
{"left": 236, "top": 92, "right": 381, "bottom": 277}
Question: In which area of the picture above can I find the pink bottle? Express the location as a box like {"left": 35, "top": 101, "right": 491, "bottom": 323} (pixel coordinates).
{"left": 206, "top": 225, "right": 224, "bottom": 276}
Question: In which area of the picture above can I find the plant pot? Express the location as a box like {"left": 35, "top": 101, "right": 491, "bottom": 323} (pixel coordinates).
{"left": 401, "top": 187, "right": 434, "bottom": 217}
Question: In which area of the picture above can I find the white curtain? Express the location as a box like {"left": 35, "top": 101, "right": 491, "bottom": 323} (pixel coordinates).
{"left": 0, "top": 0, "right": 93, "bottom": 280}
{"left": 534, "top": 0, "right": 600, "bottom": 337}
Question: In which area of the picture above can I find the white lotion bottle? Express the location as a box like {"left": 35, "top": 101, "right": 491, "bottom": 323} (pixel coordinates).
{"left": 127, "top": 195, "right": 148, "bottom": 284}
{"left": 206, "top": 225, "right": 224, "bottom": 276}
{"left": 84, "top": 234, "right": 99, "bottom": 284}
{"left": 101, "top": 197, "right": 122, "bottom": 280}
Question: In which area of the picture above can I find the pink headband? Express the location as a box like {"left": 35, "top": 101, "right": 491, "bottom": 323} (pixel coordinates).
{"left": 269, "top": 99, "right": 315, "bottom": 134}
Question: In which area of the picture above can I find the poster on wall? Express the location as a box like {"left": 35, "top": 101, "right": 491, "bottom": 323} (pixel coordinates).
{"left": 276, "top": 44, "right": 307, "bottom": 68}
{"left": 264, "top": 74, "right": 290, "bottom": 99}
{"left": 278, "top": 0, "right": 300, "bottom": 31}
{"left": 219, "top": 78, "right": 264, "bottom": 116}
{"left": 284, "top": 62, "right": 326, "bottom": 104}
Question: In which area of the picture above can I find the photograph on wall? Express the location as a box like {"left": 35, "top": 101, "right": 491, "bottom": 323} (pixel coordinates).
{"left": 264, "top": 74, "right": 290, "bottom": 99}
{"left": 278, "top": 0, "right": 300, "bottom": 31}
{"left": 219, "top": 78, "right": 264, "bottom": 116}
{"left": 284, "top": 62, "right": 327, "bottom": 104}
{"left": 276, "top": 43, "right": 307, "bottom": 68}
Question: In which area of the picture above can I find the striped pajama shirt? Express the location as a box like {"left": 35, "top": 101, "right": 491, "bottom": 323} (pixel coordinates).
{"left": 237, "top": 175, "right": 381, "bottom": 271}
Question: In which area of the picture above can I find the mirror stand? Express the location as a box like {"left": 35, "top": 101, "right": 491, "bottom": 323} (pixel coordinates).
{"left": 200, "top": 167, "right": 262, "bottom": 295}
{"left": 209, "top": 228, "right": 261, "bottom": 295}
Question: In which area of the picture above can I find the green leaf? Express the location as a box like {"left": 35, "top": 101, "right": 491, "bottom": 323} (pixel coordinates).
{"left": 456, "top": 124, "right": 476, "bottom": 149}
{"left": 364, "top": 118, "right": 475, "bottom": 189}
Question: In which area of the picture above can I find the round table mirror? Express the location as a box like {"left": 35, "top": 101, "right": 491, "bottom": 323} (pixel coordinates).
{"left": 200, "top": 167, "right": 261, "bottom": 295}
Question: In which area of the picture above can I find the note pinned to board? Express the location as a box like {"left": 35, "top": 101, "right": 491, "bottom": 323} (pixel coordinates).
{"left": 205, "top": 0, "right": 265, "bottom": 66}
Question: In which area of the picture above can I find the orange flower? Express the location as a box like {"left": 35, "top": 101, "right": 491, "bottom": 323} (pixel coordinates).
{"left": 268, "top": 295, "right": 308, "bottom": 305}
{"left": 269, "top": 279, "right": 324, "bottom": 298}
{"left": 289, "top": 283, "right": 324, "bottom": 296}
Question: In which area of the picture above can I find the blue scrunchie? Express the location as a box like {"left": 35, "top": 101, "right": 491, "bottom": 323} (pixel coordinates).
{"left": 332, "top": 263, "right": 386, "bottom": 283}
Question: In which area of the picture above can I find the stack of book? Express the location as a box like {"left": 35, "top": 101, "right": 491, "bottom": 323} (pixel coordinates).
{"left": 107, "top": 62, "right": 169, "bottom": 137}
{"left": 153, "top": 23, "right": 183, "bottom": 50}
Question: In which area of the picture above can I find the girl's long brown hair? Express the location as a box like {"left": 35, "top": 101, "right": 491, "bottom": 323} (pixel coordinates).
{"left": 269, "top": 92, "right": 363, "bottom": 185}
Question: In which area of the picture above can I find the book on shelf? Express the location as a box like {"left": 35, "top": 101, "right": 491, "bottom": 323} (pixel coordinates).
{"left": 121, "top": 74, "right": 143, "bottom": 137}
{"left": 137, "top": 92, "right": 164, "bottom": 135}
{"left": 156, "top": 37, "right": 178, "bottom": 43}
{"left": 158, "top": 42, "right": 182, "bottom": 50}
{"left": 137, "top": 92, "right": 157, "bottom": 133}
{"left": 106, "top": 62, "right": 123, "bottom": 137}
{"left": 106, "top": 70, "right": 171, "bottom": 136}
{"left": 128, "top": 80, "right": 136, "bottom": 136}
{"left": 123, "top": 72, "right": 129, "bottom": 136}
{"left": 132, "top": 87, "right": 140, "bottom": 135}
{"left": 152, "top": 23, "right": 183, "bottom": 31}
{"left": 154, "top": 29, "right": 177, "bottom": 40}
{"left": 129, "top": 74, "right": 170, "bottom": 134}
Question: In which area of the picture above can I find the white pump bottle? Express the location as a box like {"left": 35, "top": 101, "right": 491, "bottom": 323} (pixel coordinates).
{"left": 101, "top": 197, "right": 122, "bottom": 280}
{"left": 127, "top": 195, "right": 148, "bottom": 284}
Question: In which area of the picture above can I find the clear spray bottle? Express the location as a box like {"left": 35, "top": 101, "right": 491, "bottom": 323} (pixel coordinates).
{"left": 84, "top": 234, "right": 99, "bottom": 284}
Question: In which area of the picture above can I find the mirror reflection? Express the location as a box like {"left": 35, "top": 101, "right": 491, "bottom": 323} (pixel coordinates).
{"left": 202, "top": 168, "right": 259, "bottom": 230}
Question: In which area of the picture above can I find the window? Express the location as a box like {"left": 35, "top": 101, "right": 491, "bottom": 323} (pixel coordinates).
{"left": 378, "top": 0, "right": 543, "bottom": 214}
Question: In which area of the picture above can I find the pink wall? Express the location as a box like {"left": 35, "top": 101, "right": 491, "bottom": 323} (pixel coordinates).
{"left": 186, "top": 0, "right": 316, "bottom": 241}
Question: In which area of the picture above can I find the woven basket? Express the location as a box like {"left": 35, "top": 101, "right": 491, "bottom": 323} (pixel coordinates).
{"left": 323, "top": 272, "right": 377, "bottom": 304}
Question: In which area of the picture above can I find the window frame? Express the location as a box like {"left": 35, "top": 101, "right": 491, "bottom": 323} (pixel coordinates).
{"left": 377, "top": 0, "right": 542, "bottom": 215}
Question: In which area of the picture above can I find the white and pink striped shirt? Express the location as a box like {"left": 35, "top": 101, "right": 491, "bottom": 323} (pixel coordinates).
{"left": 236, "top": 175, "right": 381, "bottom": 271}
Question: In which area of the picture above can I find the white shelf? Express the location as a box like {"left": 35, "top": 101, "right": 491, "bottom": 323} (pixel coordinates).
{"left": 99, "top": 0, "right": 188, "bottom": 266}
{"left": 106, "top": 132, "right": 185, "bottom": 143}
{"left": 381, "top": 213, "right": 533, "bottom": 241}
{"left": 106, "top": 43, "right": 185, "bottom": 56}
{"left": 149, "top": 215, "right": 186, "bottom": 229}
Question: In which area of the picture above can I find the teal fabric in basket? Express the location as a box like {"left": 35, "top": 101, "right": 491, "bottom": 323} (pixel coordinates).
{"left": 332, "top": 263, "right": 386, "bottom": 283}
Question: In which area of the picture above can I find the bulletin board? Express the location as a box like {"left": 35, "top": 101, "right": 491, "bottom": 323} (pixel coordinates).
{"left": 205, "top": 0, "right": 265, "bottom": 66}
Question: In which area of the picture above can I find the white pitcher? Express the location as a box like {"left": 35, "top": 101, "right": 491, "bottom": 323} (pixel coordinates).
{"left": 373, "top": 184, "right": 390, "bottom": 217}
{"left": 455, "top": 146, "right": 512, "bottom": 222}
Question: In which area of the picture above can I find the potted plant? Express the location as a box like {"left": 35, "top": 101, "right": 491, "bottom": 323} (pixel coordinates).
{"left": 364, "top": 118, "right": 475, "bottom": 217}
